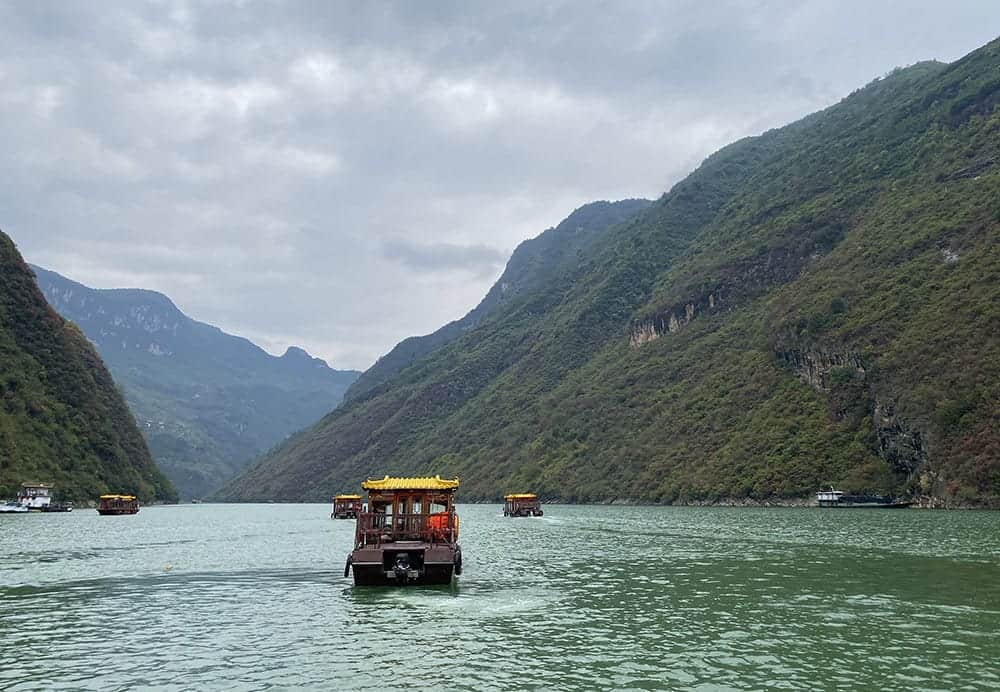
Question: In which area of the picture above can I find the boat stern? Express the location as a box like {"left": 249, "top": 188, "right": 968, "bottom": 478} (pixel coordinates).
{"left": 347, "top": 543, "right": 459, "bottom": 586}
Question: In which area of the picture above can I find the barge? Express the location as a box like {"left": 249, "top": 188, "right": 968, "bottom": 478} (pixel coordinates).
{"left": 97, "top": 494, "right": 140, "bottom": 515}
{"left": 345, "top": 475, "right": 462, "bottom": 586}
{"left": 503, "top": 493, "right": 543, "bottom": 517}
{"left": 817, "top": 489, "right": 911, "bottom": 508}
{"left": 331, "top": 494, "right": 362, "bottom": 519}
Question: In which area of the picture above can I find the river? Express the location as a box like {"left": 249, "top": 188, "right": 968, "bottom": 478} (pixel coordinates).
{"left": 1, "top": 504, "right": 998, "bottom": 690}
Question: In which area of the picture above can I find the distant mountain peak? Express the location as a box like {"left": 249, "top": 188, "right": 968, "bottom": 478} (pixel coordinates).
{"left": 281, "top": 345, "right": 330, "bottom": 368}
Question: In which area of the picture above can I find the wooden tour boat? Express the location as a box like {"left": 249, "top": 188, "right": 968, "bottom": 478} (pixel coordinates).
{"left": 344, "top": 475, "right": 462, "bottom": 586}
{"left": 503, "top": 493, "right": 543, "bottom": 517}
{"left": 331, "top": 494, "right": 362, "bottom": 519}
{"left": 97, "top": 494, "right": 140, "bottom": 515}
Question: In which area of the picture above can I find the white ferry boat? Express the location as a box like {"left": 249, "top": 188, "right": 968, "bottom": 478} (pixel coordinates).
{"left": 817, "top": 488, "right": 911, "bottom": 508}
{"left": 0, "top": 483, "right": 72, "bottom": 513}
{"left": 17, "top": 482, "right": 54, "bottom": 511}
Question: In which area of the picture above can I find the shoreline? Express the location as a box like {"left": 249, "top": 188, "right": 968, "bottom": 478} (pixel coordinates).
{"left": 204, "top": 495, "right": 995, "bottom": 510}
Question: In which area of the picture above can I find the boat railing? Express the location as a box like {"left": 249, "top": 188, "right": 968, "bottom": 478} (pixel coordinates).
{"left": 354, "top": 510, "right": 457, "bottom": 547}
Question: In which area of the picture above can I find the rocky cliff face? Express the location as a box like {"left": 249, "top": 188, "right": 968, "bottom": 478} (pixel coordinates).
{"left": 774, "top": 347, "right": 928, "bottom": 479}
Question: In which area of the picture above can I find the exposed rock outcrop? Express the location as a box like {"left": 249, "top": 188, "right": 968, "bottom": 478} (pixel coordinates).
{"left": 874, "top": 399, "right": 928, "bottom": 475}
{"left": 775, "top": 349, "right": 867, "bottom": 391}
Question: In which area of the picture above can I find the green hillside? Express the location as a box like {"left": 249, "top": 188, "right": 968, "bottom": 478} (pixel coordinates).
{"left": 218, "top": 38, "right": 1000, "bottom": 507}
{"left": 346, "top": 199, "right": 651, "bottom": 402}
{"left": 0, "top": 232, "right": 176, "bottom": 503}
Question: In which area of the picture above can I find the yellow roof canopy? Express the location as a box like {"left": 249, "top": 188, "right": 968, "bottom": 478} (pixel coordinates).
{"left": 334, "top": 494, "right": 361, "bottom": 500}
{"left": 362, "top": 475, "right": 460, "bottom": 491}
{"left": 99, "top": 494, "right": 136, "bottom": 500}
{"left": 505, "top": 493, "right": 538, "bottom": 500}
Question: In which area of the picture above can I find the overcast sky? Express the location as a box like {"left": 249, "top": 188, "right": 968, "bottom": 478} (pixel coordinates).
{"left": 2, "top": 2, "right": 997, "bottom": 370}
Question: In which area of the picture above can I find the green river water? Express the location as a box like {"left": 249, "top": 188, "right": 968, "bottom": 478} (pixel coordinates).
{"left": 1, "top": 504, "right": 998, "bottom": 690}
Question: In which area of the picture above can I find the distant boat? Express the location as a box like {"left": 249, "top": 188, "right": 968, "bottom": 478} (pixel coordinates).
{"left": 817, "top": 489, "right": 911, "bottom": 509}
{"left": 0, "top": 482, "right": 62, "bottom": 513}
{"left": 503, "top": 493, "right": 544, "bottom": 517}
{"left": 97, "top": 494, "right": 140, "bottom": 515}
{"left": 18, "top": 482, "right": 54, "bottom": 511}
{"left": 331, "top": 494, "right": 361, "bottom": 519}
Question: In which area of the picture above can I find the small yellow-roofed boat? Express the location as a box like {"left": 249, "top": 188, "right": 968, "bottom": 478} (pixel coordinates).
{"left": 97, "top": 494, "right": 139, "bottom": 516}
{"left": 504, "top": 493, "right": 543, "bottom": 517}
{"left": 345, "top": 475, "right": 461, "bottom": 586}
{"left": 331, "top": 494, "right": 362, "bottom": 519}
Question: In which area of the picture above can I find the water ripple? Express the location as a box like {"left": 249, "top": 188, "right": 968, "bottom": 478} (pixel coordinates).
{"left": 1, "top": 504, "right": 998, "bottom": 690}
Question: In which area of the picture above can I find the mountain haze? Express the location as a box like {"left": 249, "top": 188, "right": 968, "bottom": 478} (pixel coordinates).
{"left": 32, "top": 266, "right": 360, "bottom": 499}
{"left": 0, "top": 232, "right": 175, "bottom": 503}
{"left": 219, "top": 38, "right": 1000, "bottom": 507}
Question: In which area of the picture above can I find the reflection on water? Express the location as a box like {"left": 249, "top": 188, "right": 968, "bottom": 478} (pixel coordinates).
{"left": 1, "top": 504, "right": 999, "bottom": 690}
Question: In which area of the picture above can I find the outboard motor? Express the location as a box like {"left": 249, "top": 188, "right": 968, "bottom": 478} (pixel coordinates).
{"left": 393, "top": 553, "right": 412, "bottom": 584}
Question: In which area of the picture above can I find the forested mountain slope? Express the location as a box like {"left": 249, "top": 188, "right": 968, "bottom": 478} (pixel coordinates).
{"left": 219, "top": 38, "right": 1000, "bottom": 507}
{"left": 0, "top": 232, "right": 176, "bottom": 503}
{"left": 346, "top": 199, "right": 651, "bottom": 402}
{"left": 32, "top": 267, "right": 360, "bottom": 499}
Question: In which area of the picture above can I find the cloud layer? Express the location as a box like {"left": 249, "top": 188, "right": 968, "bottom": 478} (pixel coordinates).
{"left": 2, "top": 1, "right": 997, "bottom": 368}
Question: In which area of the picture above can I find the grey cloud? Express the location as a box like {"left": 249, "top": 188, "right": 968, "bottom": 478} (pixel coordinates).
{"left": 1, "top": 1, "right": 998, "bottom": 369}
{"left": 382, "top": 239, "right": 507, "bottom": 274}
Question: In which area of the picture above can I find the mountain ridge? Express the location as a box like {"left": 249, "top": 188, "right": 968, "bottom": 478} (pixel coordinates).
{"left": 345, "top": 198, "right": 652, "bottom": 402}
{"left": 219, "top": 39, "right": 1000, "bottom": 507}
{"left": 31, "top": 265, "right": 361, "bottom": 499}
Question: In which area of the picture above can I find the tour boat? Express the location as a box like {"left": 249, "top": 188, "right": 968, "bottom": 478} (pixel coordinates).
{"left": 344, "top": 475, "right": 462, "bottom": 586}
{"left": 331, "top": 494, "right": 362, "bottom": 519}
{"left": 503, "top": 493, "right": 543, "bottom": 517}
{"left": 97, "top": 494, "right": 140, "bottom": 515}
{"left": 817, "top": 488, "right": 911, "bottom": 508}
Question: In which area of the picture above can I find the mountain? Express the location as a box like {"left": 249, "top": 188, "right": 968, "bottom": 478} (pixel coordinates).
{"left": 346, "top": 199, "right": 652, "bottom": 401}
{"left": 31, "top": 266, "right": 361, "bottom": 499}
{"left": 0, "top": 232, "right": 175, "bottom": 503}
{"left": 218, "top": 38, "right": 1000, "bottom": 507}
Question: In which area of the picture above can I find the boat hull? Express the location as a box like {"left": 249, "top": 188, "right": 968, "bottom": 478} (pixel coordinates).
{"left": 97, "top": 508, "right": 139, "bottom": 515}
{"left": 348, "top": 543, "right": 460, "bottom": 586}
{"left": 819, "top": 501, "right": 912, "bottom": 509}
{"left": 505, "top": 508, "right": 543, "bottom": 517}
